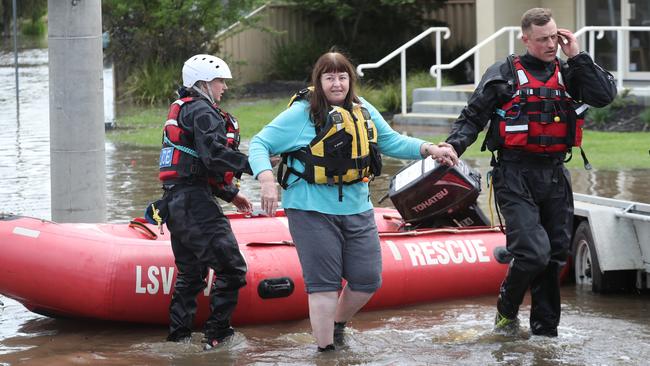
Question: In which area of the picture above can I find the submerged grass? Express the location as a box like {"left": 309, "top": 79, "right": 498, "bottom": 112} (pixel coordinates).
{"left": 107, "top": 98, "right": 288, "bottom": 147}
{"left": 108, "top": 98, "right": 649, "bottom": 170}
{"left": 107, "top": 107, "right": 168, "bottom": 147}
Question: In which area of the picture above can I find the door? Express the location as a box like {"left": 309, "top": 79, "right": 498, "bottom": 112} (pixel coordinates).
{"left": 583, "top": 0, "right": 650, "bottom": 80}
{"left": 627, "top": 0, "right": 650, "bottom": 76}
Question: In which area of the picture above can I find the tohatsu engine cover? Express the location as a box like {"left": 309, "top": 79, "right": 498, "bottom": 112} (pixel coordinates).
{"left": 387, "top": 157, "right": 489, "bottom": 228}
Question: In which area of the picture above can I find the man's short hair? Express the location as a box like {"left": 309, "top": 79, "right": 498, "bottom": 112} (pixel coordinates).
{"left": 521, "top": 8, "right": 553, "bottom": 32}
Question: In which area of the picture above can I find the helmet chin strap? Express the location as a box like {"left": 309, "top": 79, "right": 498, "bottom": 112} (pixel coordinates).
{"left": 192, "top": 81, "right": 215, "bottom": 104}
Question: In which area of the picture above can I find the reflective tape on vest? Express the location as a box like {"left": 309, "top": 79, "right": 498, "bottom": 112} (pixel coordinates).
{"left": 575, "top": 104, "right": 589, "bottom": 115}
{"left": 516, "top": 69, "right": 529, "bottom": 85}
{"left": 505, "top": 124, "right": 529, "bottom": 132}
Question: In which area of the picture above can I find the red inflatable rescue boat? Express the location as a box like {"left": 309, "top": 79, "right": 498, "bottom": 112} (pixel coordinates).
{"left": 0, "top": 159, "right": 509, "bottom": 326}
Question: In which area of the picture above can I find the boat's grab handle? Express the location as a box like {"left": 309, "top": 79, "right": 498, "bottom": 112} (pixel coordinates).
{"left": 246, "top": 240, "right": 294, "bottom": 246}
{"left": 129, "top": 220, "right": 158, "bottom": 240}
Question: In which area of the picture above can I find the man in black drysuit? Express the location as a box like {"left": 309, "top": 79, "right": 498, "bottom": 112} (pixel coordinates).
{"left": 160, "top": 54, "right": 253, "bottom": 349}
{"left": 444, "top": 8, "right": 616, "bottom": 336}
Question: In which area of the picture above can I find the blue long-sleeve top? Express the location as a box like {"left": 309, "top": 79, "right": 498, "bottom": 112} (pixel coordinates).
{"left": 249, "top": 97, "right": 428, "bottom": 215}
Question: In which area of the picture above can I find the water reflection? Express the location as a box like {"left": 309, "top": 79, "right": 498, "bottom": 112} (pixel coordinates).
{"left": 104, "top": 145, "right": 650, "bottom": 223}
{"left": 574, "top": 167, "right": 650, "bottom": 202}
{"left": 0, "top": 47, "right": 50, "bottom": 219}
{"left": 1, "top": 289, "right": 649, "bottom": 365}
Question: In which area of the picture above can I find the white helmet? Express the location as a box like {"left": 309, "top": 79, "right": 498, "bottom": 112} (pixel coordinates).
{"left": 182, "top": 54, "right": 232, "bottom": 87}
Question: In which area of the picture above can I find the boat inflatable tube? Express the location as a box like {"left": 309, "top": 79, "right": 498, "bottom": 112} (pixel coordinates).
{"left": 0, "top": 159, "right": 510, "bottom": 326}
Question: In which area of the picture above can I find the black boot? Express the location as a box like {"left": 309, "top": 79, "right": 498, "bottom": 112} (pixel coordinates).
{"left": 317, "top": 344, "right": 335, "bottom": 352}
{"left": 333, "top": 321, "right": 346, "bottom": 345}
{"left": 203, "top": 327, "right": 235, "bottom": 350}
{"left": 166, "top": 329, "right": 192, "bottom": 343}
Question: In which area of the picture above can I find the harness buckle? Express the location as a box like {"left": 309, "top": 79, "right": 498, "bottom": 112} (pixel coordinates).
{"left": 537, "top": 87, "right": 551, "bottom": 98}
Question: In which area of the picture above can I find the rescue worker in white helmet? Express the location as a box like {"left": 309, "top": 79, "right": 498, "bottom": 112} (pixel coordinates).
{"left": 445, "top": 8, "right": 616, "bottom": 337}
{"left": 159, "top": 54, "right": 252, "bottom": 350}
{"left": 248, "top": 51, "right": 458, "bottom": 352}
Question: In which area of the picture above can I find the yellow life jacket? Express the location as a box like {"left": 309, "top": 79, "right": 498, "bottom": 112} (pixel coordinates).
{"left": 278, "top": 88, "right": 382, "bottom": 201}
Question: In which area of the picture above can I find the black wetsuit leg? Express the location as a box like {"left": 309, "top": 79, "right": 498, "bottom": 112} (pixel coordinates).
{"left": 166, "top": 186, "right": 247, "bottom": 341}
{"left": 493, "top": 161, "right": 572, "bottom": 334}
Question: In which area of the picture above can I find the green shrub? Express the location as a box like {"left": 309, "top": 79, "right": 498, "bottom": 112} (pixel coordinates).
{"left": 358, "top": 71, "right": 441, "bottom": 113}
{"left": 356, "top": 83, "right": 381, "bottom": 107}
{"left": 267, "top": 37, "right": 325, "bottom": 81}
{"left": 372, "top": 82, "right": 403, "bottom": 113}
{"left": 640, "top": 107, "right": 650, "bottom": 127}
{"left": 586, "top": 106, "right": 613, "bottom": 127}
{"left": 21, "top": 19, "right": 46, "bottom": 37}
{"left": 608, "top": 88, "right": 633, "bottom": 109}
{"left": 122, "top": 62, "right": 180, "bottom": 106}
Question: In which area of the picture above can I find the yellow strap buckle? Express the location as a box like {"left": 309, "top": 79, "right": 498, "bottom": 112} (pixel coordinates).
{"left": 151, "top": 203, "right": 164, "bottom": 235}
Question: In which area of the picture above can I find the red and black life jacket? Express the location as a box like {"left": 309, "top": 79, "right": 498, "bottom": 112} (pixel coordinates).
{"left": 494, "top": 56, "right": 588, "bottom": 153}
{"left": 158, "top": 97, "right": 241, "bottom": 187}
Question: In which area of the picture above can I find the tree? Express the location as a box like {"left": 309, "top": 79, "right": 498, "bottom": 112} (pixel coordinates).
{"left": 283, "top": 0, "right": 448, "bottom": 77}
{"left": 102, "top": 0, "right": 262, "bottom": 96}
{"left": 1, "top": 0, "right": 47, "bottom": 38}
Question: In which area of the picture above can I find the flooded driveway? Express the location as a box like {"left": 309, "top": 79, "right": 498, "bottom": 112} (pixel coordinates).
{"left": 1, "top": 47, "right": 650, "bottom": 365}
{"left": 1, "top": 288, "right": 649, "bottom": 365}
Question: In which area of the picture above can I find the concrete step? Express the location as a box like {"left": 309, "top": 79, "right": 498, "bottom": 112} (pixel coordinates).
{"left": 413, "top": 86, "right": 474, "bottom": 103}
{"left": 398, "top": 85, "right": 473, "bottom": 128}
{"left": 412, "top": 100, "right": 467, "bottom": 114}
{"left": 392, "top": 112, "right": 457, "bottom": 126}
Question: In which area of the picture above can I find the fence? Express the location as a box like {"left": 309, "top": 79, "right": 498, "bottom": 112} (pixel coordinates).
{"left": 216, "top": 1, "right": 476, "bottom": 85}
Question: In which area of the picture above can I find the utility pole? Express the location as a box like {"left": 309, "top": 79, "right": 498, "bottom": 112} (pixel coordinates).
{"left": 48, "top": 0, "right": 106, "bottom": 222}
{"left": 12, "top": 0, "right": 19, "bottom": 113}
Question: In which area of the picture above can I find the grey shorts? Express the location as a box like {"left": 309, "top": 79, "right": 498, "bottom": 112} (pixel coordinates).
{"left": 285, "top": 208, "right": 382, "bottom": 294}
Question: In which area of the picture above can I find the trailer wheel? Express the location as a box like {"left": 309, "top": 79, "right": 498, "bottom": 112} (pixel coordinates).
{"left": 572, "top": 221, "right": 602, "bottom": 291}
{"left": 572, "top": 221, "right": 634, "bottom": 293}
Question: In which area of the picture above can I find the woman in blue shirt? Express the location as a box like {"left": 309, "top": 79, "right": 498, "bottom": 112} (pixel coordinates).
{"left": 249, "top": 51, "right": 458, "bottom": 351}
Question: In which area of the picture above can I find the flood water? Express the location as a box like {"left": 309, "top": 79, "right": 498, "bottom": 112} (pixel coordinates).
{"left": 2, "top": 47, "right": 650, "bottom": 365}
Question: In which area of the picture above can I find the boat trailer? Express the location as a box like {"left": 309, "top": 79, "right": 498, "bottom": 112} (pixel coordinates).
{"left": 572, "top": 193, "right": 650, "bottom": 292}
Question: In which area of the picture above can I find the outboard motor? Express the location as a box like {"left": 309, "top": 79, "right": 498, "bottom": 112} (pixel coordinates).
{"left": 387, "top": 157, "right": 490, "bottom": 228}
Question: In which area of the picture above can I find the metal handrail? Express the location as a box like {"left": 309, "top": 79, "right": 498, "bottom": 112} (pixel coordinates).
{"left": 214, "top": 3, "right": 268, "bottom": 40}
{"left": 573, "top": 26, "right": 650, "bottom": 89}
{"left": 357, "top": 24, "right": 650, "bottom": 116}
{"left": 429, "top": 26, "right": 521, "bottom": 88}
{"left": 431, "top": 25, "right": 650, "bottom": 90}
{"left": 356, "top": 27, "right": 451, "bottom": 115}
